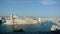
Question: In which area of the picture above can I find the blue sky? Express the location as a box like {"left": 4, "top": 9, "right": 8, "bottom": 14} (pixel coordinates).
{"left": 0, "top": 0, "right": 60, "bottom": 17}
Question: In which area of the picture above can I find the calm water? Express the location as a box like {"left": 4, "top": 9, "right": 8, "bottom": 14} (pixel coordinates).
{"left": 0, "top": 21, "right": 59, "bottom": 33}
{"left": 0, "top": 32, "right": 55, "bottom": 34}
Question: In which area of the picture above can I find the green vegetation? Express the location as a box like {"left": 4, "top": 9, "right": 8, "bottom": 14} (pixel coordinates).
{"left": 0, "top": 20, "right": 2, "bottom": 25}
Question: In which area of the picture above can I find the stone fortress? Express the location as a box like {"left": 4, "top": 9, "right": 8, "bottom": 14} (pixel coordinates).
{"left": 0, "top": 14, "right": 60, "bottom": 32}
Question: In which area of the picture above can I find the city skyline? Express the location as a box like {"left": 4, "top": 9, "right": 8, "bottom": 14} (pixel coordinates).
{"left": 0, "top": 0, "right": 60, "bottom": 17}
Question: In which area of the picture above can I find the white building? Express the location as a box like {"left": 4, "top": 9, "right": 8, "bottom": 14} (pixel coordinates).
{"left": 0, "top": 16, "right": 2, "bottom": 20}
{"left": 2, "top": 14, "right": 60, "bottom": 32}
{"left": 4, "top": 14, "right": 38, "bottom": 25}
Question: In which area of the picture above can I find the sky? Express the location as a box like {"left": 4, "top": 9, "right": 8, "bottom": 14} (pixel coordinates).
{"left": 0, "top": 0, "right": 60, "bottom": 17}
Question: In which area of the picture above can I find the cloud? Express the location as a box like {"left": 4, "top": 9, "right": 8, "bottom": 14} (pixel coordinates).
{"left": 40, "top": 0, "right": 59, "bottom": 5}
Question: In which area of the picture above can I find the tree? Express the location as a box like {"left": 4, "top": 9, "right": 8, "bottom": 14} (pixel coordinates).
{"left": 0, "top": 20, "right": 2, "bottom": 25}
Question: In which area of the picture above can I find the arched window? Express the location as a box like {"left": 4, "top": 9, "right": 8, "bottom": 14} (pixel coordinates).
{"left": 34, "top": 19, "right": 36, "bottom": 20}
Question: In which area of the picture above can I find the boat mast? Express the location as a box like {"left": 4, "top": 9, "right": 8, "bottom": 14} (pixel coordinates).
{"left": 11, "top": 13, "right": 15, "bottom": 32}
